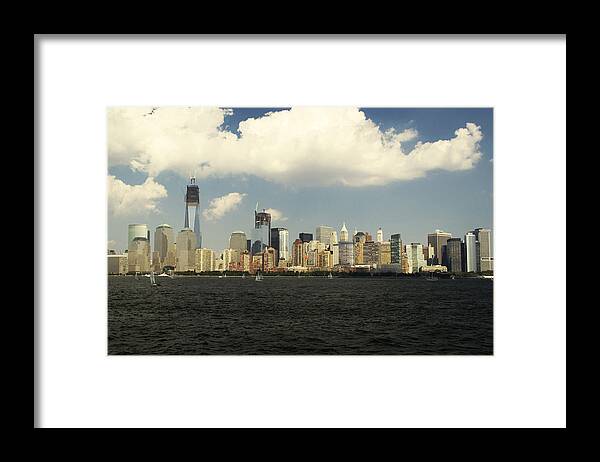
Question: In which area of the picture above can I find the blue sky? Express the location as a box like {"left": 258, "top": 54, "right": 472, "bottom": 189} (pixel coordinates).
{"left": 107, "top": 107, "right": 492, "bottom": 253}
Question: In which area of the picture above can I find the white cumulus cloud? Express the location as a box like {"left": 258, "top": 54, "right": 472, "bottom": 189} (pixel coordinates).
{"left": 107, "top": 175, "right": 168, "bottom": 216}
{"left": 108, "top": 107, "right": 483, "bottom": 187}
{"left": 203, "top": 192, "right": 247, "bottom": 221}
{"left": 264, "top": 208, "right": 288, "bottom": 222}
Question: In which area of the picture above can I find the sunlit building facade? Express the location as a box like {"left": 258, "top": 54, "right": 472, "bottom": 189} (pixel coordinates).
{"left": 176, "top": 228, "right": 196, "bottom": 272}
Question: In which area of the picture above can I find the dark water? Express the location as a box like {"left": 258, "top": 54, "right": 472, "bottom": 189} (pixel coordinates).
{"left": 108, "top": 276, "right": 493, "bottom": 355}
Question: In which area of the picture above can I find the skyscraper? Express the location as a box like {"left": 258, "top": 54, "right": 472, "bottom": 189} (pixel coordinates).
{"left": 427, "top": 229, "right": 452, "bottom": 266}
{"left": 376, "top": 227, "right": 383, "bottom": 244}
{"left": 405, "top": 243, "right": 426, "bottom": 273}
{"left": 292, "top": 238, "right": 304, "bottom": 266}
{"left": 184, "top": 177, "right": 202, "bottom": 248}
{"left": 229, "top": 231, "right": 248, "bottom": 252}
{"left": 299, "top": 232, "right": 313, "bottom": 243}
{"left": 315, "top": 225, "right": 335, "bottom": 246}
{"left": 154, "top": 224, "right": 174, "bottom": 265}
{"left": 463, "top": 232, "right": 477, "bottom": 273}
{"left": 340, "top": 222, "right": 349, "bottom": 242}
{"left": 128, "top": 236, "right": 150, "bottom": 273}
{"left": 270, "top": 227, "right": 289, "bottom": 264}
{"left": 176, "top": 228, "right": 196, "bottom": 272}
{"left": 378, "top": 241, "right": 391, "bottom": 265}
{"left": 128, "top": 224, "right": 148, "bottom": 250}
{"left": 195, "top": 248, "right": 215, "bottom": 273}
{"left": 473, "top": 228, "right": 493, "bottom": 272}
{"left": 253, "top": 207, "right": 271, "bottom": 254}
{"left": 330, "top": 230, "right": 339, "bottom": 266}
{"left": 338, "top": 240, "right": 354, "bottom": 266}
{"left": 363, "top": 241, "right": 379, "bottom": 266}
{"left": 446, "top": 238, "right": 463, "bottom": 273}
{"left": 390, "top": 234, "right": 403, "bottom": 264}
{"left": 353, "top": 232, "right": 366, "bottom": 264}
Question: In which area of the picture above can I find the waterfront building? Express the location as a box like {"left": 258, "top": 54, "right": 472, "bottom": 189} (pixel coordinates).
{"left": 229, "top": 231, "right": 248, "bottom": 252}
{"left": 463, "top": 232, "right": 477, "bottom": 272}
{"left": 363, "top": 241, "right": 379, "bottom": 266}
{"left": 330, "top": 230, "right": 339, "bottom": 266}
{"left": 365, "top": 231, "right": 373, "bottom": 242}
{"left": 317, "top": 250, "right": 334, "bottom": 269}
{"left": 353, "top": 232, "right": 367, "bottom": 265}
{"left": 338, "top": 240, "right": 354, "bottom": 266}
{"left": 299, "top": 232, "right": 313, "bottom": 243}
{"left": 128, "top": 236, "right": 150, "bottom": 273}
{"left": 152, "top": 251, "right": 162, "bottom": 272}
{"left": 165, "top": 243, "right": 177, "bottom": 268}
{"left": 128, "top": 224, "right": 148, "bottom": 250}
{"left": 292, "top": 238, "right": 304, "bottom": 267}
{"left": 377, "top": 264, "right": 403, "bottom": 273}
{"left": 241, "top": 251, "right": 250, "bottom": 272}
{"left": 420, "top": 265, "right": 448, "bottom": 272}
{"left": 195, "top": 248, "right": 215, "bottom": 273}
{"left": 176, "top": 228, "right": 196, "bottom": 272}
{"left": 246, "top": 239, "right": 251, "bottom": 253}
{"left": 154, "top": 224, "right": 174, "bottom": 267}
{"left": 390, "top": 234, "right": 403, "bottom": 264}
{"left": 340, "top": 222, "right": 349, "bottom": 242}
{"left": 315, "top": 225, "right": 335, "bottom": 247}
{"left": 378, "top": 241, "right": 391, "bottom": 265}
{"left": 423, "top": 243, "right": 435, "bottom": 265}
{"left": 108, "top": 254, "right": 128, "bottom": 275}
{"left": 264, "top": 247, "right": 276, "bottom": 271}
{"left": 405, "top": 243, "right": 426, "bottom": 273}
{"left": 473, "top": 228, "right": 493, "bottom": 272}
{"left": 302, "top": 241, "right": 311, "bottom": 266}
{"left": 401, "top": 251, "right": 411, "bottom": 274}
{"left": 446, "top": 238, "right": 463, "bottom": 273}
{"left": 184, "top": 177, "right": 202, "bottom": 248}
{"left": 251, "top": 253, "right": 264, "bottom": 273}
{"left": 376, "top": 227, "right": 383, "bottom": 244}
{"left": 306, "top": 248, "right": 318, "bottom": 267}
{"left": 223, "top": 248, "right": 241, "bottom": 271}
{"left": 270, "top": 227, "right": 289, "bottom": 265}
{"left": 252, "top": 207, "right": 271, "bottom": 254}
{"left": 427, "top": 229, "right": 452, "bottom": 266}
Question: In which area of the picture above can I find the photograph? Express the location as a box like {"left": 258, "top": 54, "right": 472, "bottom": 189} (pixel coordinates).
{"left": 107, "top": 106, "right": 494, "bottom": 355}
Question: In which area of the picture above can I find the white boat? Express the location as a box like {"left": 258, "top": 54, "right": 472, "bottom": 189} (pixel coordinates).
{"left": 255, "top": 271, "right": 263, "bottom": 281}
{"left": 157, "top": 272, "right": 172, "bottom": 278}
{"left": 328, "top": 272, "right": 333, "bottom": 279}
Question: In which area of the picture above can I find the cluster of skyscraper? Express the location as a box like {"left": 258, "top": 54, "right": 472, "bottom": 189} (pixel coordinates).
{"left": 108, "top": 178, "right": 493, "bottom": 275}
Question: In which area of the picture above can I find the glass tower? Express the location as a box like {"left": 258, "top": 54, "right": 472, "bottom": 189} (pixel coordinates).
{"left": 184, "top": 177, "right": 202, "bottom": 248}
{"left": 252, "top": 208, "right": 271, "bottom": 255}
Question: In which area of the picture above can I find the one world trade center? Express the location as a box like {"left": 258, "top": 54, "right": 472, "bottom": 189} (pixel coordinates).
{"left": 184, "top": 176, "right": 202, "bottom": 248}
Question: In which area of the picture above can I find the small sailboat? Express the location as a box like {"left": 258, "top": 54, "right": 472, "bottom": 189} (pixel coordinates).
{"left": 149, "top": 271, "right": 158, "bottom": 287}
{"left": 134, "top": 271, "right": 139, "bottom": 280}
{"left": 328, "top": 272, "right": 333, "bottom": 279}
{"left": 241, "top": 273, "right": 246, "bottom": 279}
{"left": 255, "top": 271, "right": 263, "bottom": 281}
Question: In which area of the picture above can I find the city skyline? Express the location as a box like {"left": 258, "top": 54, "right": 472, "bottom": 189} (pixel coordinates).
{"left": 108, "top": 107, "right": 493, "bottom": 252}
